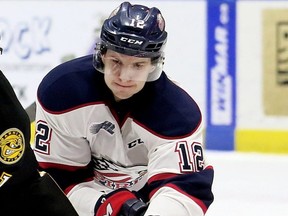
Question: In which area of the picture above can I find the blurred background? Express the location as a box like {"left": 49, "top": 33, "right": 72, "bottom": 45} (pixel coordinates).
{"left": 0, "top": 0, "right": 288, "bottom": 215}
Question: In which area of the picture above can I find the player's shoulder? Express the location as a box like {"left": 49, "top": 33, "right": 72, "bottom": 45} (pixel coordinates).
{"left": 134, "top": 73, "right": 202, "bottom": 138}
{"left": 37, "top": 55, "right": 105, "bottom": 112}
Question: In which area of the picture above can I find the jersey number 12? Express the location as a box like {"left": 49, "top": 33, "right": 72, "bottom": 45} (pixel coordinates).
{"left": 175, "top": 141, "right": 204, "bottom": 172}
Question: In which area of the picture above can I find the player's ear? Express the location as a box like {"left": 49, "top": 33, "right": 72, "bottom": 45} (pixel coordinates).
{"left": 149, "top": 65, "right": 156, "bottom": 73}
{"left": 100, "top": 53, "right": 105, "bottom": 61}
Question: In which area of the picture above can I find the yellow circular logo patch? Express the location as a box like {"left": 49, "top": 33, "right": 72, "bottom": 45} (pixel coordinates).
{"left": 0, "top": 128, "right": 25, "bottom": 165}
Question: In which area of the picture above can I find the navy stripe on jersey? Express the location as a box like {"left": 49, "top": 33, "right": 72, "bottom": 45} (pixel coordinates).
{"left": 147, "top": 168, "right": 214, "bottom": 212}
{"left": 0, "top": 71, "right": 39, "bottom": 191}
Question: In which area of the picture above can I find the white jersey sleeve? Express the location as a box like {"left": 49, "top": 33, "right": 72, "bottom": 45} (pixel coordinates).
{"left": 145, "top": 187, "right": 203, "bottom": 216}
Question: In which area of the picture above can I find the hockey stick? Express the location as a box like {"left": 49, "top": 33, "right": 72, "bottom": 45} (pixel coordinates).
{"left": 25, "top": 101, "right": 36, "bottom": 123}
{"left": 25, "top": 101, "right": 36, "bottom": 144}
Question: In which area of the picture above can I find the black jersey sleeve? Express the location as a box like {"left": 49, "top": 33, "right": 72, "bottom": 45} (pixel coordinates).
{"left": 0, "top": 70, "right": 39, "bottom": 192}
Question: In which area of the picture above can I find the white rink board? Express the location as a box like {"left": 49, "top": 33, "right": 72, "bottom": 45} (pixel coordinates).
{"left": 0, "top": 0, "right": 206, "bottom": 110}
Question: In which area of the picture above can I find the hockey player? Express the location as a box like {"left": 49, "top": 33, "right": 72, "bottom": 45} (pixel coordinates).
{"left": 0, "top": 43, "right": 78, "bottom": 215}
{"left": 34, "top": 2, "right": 214, "bottom": 216}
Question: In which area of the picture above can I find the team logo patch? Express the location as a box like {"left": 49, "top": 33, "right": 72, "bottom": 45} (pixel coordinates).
{"left": 0, "top": 128, "right": 25, "bottom": 164}
{"left": 89, "top": 121, "right": 115, "bottom": 135}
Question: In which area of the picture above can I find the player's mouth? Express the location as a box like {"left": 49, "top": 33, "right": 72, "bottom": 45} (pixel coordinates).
{"left": 114, "top": 82, "right": 134, "bottom": 88}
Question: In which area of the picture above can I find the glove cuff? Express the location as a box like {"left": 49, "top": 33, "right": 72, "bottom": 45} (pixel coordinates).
{"left": 95, "top": 189, "right": 137, "bottom": 216}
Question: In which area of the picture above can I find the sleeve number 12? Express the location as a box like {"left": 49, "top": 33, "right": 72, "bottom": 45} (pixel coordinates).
{"left": 175, "top": 141, "right": 204, "bottom": 172}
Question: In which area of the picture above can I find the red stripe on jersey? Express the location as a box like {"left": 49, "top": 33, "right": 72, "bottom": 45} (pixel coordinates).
{"left": 167, "top": 183, "right": 208, "bottom": 213}
{"left": 148, "top": 173, "right": 179, "bottom": 184}
{"left": 38, "top": 161, "right": 86, "bottom": 171}
{"left": 64, "top": 177, "right": 94, "bottom": 194}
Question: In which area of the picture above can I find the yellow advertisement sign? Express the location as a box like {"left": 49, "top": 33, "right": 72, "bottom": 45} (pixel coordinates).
{"left": 263, "top": 9, "right": 288, "bottom": 115}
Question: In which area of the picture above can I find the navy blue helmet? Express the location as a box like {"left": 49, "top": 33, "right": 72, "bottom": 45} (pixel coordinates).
{"left": 94, "top": 2, "right": 167, "bottom": 81}
{"left": 101, "top": 1, "right": 167, "bottom": 57}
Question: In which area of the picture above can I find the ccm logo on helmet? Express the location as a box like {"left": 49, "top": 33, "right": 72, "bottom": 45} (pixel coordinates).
{"left": 120, "top": 37, "right": 143, "bottom": 45}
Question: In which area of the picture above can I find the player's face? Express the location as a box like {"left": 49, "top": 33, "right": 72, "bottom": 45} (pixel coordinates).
{"left": 102, "top": 49, "right": 154, "bottom": 101}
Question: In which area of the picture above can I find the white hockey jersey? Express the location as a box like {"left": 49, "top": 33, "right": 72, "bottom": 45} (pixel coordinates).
{"left": 34, "top": 55, "right": 214, "bottom": 216}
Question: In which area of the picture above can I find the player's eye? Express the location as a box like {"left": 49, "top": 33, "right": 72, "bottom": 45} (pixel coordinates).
{"left": 114, "top": 59, "right": 123, "bottom": 66}
{"left": 112, "top": 59, "right": 119, "bottom": 64}
{"left": 134, "top": 63, "right": 145, "bottom": 69}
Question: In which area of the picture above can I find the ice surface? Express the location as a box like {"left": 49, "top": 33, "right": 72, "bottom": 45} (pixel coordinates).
{"left": 205, "top": 150, "right": 288, "bottom": 216}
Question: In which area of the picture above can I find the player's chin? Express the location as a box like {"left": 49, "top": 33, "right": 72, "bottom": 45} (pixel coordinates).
{"left": 114, "top": 92, "right": 134, "bottom": 101}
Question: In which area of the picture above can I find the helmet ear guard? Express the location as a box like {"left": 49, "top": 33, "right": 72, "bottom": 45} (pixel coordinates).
{"left": 93, "top": 43, "right": 106, "bottom": 72}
